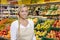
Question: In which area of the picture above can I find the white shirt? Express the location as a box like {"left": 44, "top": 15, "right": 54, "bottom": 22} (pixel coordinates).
{"left": 10, "top": 19, "right": 36, "bottom": 40}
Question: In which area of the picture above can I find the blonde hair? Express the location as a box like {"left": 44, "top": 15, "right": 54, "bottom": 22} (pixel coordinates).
{"left": 18, "top": 4, "right": 28, "bottom": 16}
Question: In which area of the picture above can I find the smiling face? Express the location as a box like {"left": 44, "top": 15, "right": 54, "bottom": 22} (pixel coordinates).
{"left": 19, "top": 6, "right": 29, "bottom": 19}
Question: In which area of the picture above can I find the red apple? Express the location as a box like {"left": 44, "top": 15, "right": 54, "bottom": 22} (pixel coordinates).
{"left": 2, "top": 29, "right": 7, "bottom": 35}
{"left": 46, "top": 30, "right": 60, "bottom": 40}
{"left": 58, "top": 33, "right": 60, "bottom": 38}
{"left": 53, "top": 21, "right": 58, "bottom": 27}
{"left": 0, "top": 31, "right": 2, "bottom": 36}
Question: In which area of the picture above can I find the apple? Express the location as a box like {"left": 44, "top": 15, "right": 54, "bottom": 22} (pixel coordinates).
{"left": 0, "top": 31, "right": 2, "bottom": 36}
{"left": 56, "top": 37, "right": 59, "bottom": 40}
{"left": 52, "top": 20, "right": 60, "bottom": 28}
{"left": 57, "top": 22, "right": 60, "bottom": 28}
{"left": 2, "top": 29, "right": 7, "bottom": 35}
{"left": 47, "top": 30, "right": 60, "bottom": 40}
{"left": 58, "top": 32, "right": 60, "bottom": 38}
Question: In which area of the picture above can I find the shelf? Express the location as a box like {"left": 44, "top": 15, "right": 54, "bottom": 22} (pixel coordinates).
{"left": 28, "top": 15, "right": 60, "bottom": 20}
{"left": 0, "top": 15, "right": 17, "bottom": 17}
{"left": 1, "top": 9, "right": 8, "bottom": 11}
{"left": 28, "top": 15, "right": 60, "bottom": 17}
{"left": 27, "top": 1, "right": 60, "bottom": 6}
{"left": 28, "top": 16, "right": 43, "bottom": 18}
{"left": 39, "top": 15, "right": 60, "bottom": 16}
{"left": 0, "top": 4, "right": 18, "bottom": 15}
{"left": 42, "top": 37, "right": 54, "bottom": 40}
{"left": 51, "top": 27, "right": 60, "bottom": 31}
{"left": 0, "top": 2, "right": 60, "bottom": 18}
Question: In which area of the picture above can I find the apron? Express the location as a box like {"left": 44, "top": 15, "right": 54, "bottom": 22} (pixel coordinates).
{"left": 16, "top": 20, "right": 34, "bottom": 40}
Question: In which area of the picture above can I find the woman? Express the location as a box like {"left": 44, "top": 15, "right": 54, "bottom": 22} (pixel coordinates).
{"left": 10, "top": 5, "right": 36, "bottom": 40}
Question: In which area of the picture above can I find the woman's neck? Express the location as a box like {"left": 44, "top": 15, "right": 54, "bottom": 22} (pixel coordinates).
{"left": 19, "top": 18, "right": 28, "bottom": 27}
{"left": 20, "top": 18, "right": 26, "bottom": 21}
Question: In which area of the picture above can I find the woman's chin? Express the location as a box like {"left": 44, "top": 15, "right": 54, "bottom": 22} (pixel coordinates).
{"left": 22, "top": 17, "right": 27, "bottom": 19}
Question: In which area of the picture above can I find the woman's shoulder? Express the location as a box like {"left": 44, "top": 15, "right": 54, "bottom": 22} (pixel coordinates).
{"left": 11, "top": 20, "right": 18, "bottom": 25}
{"left": 28, "top": 19, "right": 34, "bottom": 24}
{"left": 11, "top": 20, "right": 18, "bottom": 29}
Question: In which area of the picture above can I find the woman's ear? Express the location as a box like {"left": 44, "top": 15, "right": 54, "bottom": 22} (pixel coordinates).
{"left": 18, "top": 11, "right": 20, "bottom": 17}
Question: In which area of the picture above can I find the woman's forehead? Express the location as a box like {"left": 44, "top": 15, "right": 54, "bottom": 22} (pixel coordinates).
{"left": 20, "top": 7, "right": 28, "bottom": 11}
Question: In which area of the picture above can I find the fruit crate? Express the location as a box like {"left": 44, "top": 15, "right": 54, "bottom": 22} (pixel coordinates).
{"left": 41, "top": 26, "right": 60, "bottom": 40}
{"left": 0, "top": 37, "right": 8, "bottom": 40}
{"left": 34, "top": 19, "right": 54, "bottom": 38}
{"left": 47, "top": 26, "right": 60, "bottom": 33}
{"left": 34, "top": 25, "right": 52, "bottom": 38}
{"left": 51, "top": 27, "right": 60, "bottom": 31}
{"left": 42, "top": 37, "right": 54, "bottom": 40}
{"left": 43, "top": 26, "right": 52, "bottom": 37}
{"left": 52, "top": 20, "right": 60, "bottom": 29}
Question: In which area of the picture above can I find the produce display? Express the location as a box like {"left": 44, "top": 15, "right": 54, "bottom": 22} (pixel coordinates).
{"left": 35, "top": 19, "right": 54, "bottom": 30}
{"left": 52, "top": 20, "right": 60, "bottom": 28}
{"left": 1, "top": 2, "right": 60, "bottom": 16}
{"left": 32, "top": 18, "right": 38, "bottom": 25}
{"left": 0, "top": 5, "right": 18, "bottom": 15}
{"left": 46, "top": 30, "right": 60, "bottom": 40}
{"left": 30, "top": 4, "right": 60, "bottom": 16}
{"left": 30, "top": 17, "right": 60, "bottom": 40}
{"left": 0, "top": 1, "right": 60, "bottom": 40}
{"left": 0, "top": 17, "right": 17, "bottom": 39}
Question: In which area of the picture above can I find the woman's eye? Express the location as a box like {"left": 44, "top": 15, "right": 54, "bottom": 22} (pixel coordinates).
{"left": 21, "top": 11, "right": 28, "bottom": 12}
{"left": 26, "top": 11, "right": 28, "bottom": 12}
{"left": 21, "top": 11, "right": 24, "bottom": 12}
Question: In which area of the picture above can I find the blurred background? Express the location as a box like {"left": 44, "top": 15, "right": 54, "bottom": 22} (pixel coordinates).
{"left": 0, "top": 0, "right": 60, "bottom": 40}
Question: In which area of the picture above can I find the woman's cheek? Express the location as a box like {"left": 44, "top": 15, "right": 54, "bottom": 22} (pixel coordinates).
{"left": 20, "top": 13, "right": 23, "bottom": 17}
